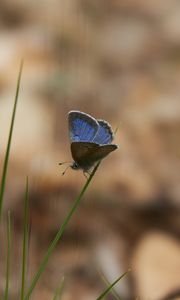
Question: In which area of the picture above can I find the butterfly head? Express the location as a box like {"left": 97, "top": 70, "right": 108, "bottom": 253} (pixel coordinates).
{"left": 70, "top": 161, "right": 80, "bottom": 170}
{"left": 59, "top": 161, "right": 81, "bottom": 175}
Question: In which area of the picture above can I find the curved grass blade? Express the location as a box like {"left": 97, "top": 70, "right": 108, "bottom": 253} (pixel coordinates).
{"left": 0, "top": 61, "right": 23, "bottom": 221}
{"left": 52, "top": 276, "right": 65, "bottom": 300}
{"left": 96, "top": 269, "right": 130, "bottom": 300}
{"left": 4, "top": 210, "right": 12, "bottom": 300}
{"left": 20, "top": 177, "right": 29, "bottom": 300}
{"left": 24, "top": 162, "right": 100, "bottom": 300}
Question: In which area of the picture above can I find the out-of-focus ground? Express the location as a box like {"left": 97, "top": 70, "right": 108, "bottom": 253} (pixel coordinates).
{"left": 0, "top": 0, "right": 180, "bottom": 299}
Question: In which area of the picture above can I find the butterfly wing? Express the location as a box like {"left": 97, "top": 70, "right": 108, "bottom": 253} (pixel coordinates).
{"left": 93, "top": 120, "right": 114, "bottom": 144}
{"left": 71, "top": 142, "right": 118, "bottom": 170}
{"left": 68, "top": 111, "right": 99, "bottom": 142}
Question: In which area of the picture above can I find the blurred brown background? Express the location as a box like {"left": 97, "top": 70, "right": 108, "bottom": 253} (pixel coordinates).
{"left": 0, "top": 0, "right": 180, "bottom": 299}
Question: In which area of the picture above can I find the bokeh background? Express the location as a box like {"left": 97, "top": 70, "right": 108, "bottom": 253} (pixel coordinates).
{"left": 0, "top": 0, "right": 180, "bottom": 299}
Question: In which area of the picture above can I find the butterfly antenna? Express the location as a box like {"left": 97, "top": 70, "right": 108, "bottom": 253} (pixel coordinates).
{"left": 62, "top": 165, "right": 70, "bottom": 176}
{"left": 59, "top": 161, "right": 72, "bottom": 176}
{"left": 59, "top": 161, "right": 71, "bottom": 165}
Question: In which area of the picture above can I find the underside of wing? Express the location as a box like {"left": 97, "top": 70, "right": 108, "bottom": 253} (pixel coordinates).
{"left": 71, "top": 142, "right": 118, "bottom": 170}
{"left": 71, "top": 142, "right": 99, "bottom": 163}
{"left": 89, "top": 144, "right": 118, "bottom": 161}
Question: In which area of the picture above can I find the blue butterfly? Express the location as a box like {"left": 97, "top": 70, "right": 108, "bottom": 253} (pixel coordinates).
{"left": 60, "top": 110, "right": 118, "bottom": 175}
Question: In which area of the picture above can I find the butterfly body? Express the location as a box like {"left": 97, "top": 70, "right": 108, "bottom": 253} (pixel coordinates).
{"left": 67, "top": 111, "right": 118, "bottom": 173}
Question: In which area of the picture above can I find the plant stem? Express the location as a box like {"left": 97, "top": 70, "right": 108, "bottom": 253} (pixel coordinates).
{"left": 4, "top": 211, "right": 12, "bottom": 300}
{"left": 96, "top": 270, "right": 129, "bottom": 300}
{"left": 0, "top": 61, "right": 23, "bottom": 221}
{"left": 52, "top": 276, "right": 65, "bottom": 300}
{"left": 25, "top": 162, "right": 100, "bottom": 300}
{"left": 20, "top": 177, "right": 29, "bottom": 300}
{"left": 99, "top": 271, "right": 123, "bottom": 300}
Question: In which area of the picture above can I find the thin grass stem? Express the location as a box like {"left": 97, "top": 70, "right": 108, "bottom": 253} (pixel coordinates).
{"left": 4, "top": 210, "right": 12, "bottom": 300}
{"left": 52, "top": 276, "right": 65, "bottom": 300}
{"left": 0, "top": 61, "right": 23, "bottom": 221}
{"left": 96, "top": 270, "right": 130, "bottom": 300}
{"left": 24, "top": 162, "right": 100, "bottom": 300}
{"left": 99, "top": 271, "right": 122, "bottom": 300}
{"left": 20, "top": 177, "right": 29, "bottom": 300}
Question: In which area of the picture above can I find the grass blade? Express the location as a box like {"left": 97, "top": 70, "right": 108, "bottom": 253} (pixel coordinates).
{"left": 52, "top": 276, "right": 65, "bottom": 300}
{"left": 96, "top": 270, "right": 130, "bottom": 300}
{"left": 0, "top": 61, "right": 23, "bottom": 221}
{"left": 4, "top": 210, "right": 12, "bottom": 300}
{"left": 99, "top": 271, "right": 123, "bottom": 300}
{"left": 20, "top": 177, "right": 29, "bottom": 300}
{"left": 24, "top": 162, "right": 100, "bottom": 300}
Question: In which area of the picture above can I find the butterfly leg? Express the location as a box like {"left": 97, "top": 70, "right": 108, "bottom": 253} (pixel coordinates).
{"left": 84, "top": 168, "right": 94, "bottom": 178}
{"left": 83, "top": 171, "right": 88, "bottom": 179}
{"left": 83, "top": 167, "right": 94, "bottom": 178}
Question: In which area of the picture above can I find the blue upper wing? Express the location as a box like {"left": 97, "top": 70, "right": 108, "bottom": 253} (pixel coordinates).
{"left": 93, "top": 120, "right": 114, "bottom": 144}
{"left": 68, "top": 111, "right": 99, "bottom": 142}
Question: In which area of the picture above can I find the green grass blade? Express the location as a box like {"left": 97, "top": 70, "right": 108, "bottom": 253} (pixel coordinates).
{"left": 24, "top": 162, "right": 100, "bottom": 300}
{"left": 96, "top": 270, "right": 129, "bottom": 300}
{"left": 52, "top": 276, "right": 65, "bottom": 300}
{"left": 99, "top": 271, "right": 123, "bottom": 300}
{"left": 4, "top": 210, "right": 12, "bottom": 300}
{"left": 0, "top": 61, "right": 23, "bottom": 221}
{"left": 20, "top": 177, "right": 29, "bottom": 300}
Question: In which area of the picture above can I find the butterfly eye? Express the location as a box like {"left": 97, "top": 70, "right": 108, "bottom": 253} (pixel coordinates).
{"left": 71, "top": 162, "right": 79, "bottom": 170}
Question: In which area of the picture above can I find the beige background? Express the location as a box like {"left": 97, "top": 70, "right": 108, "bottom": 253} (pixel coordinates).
{"left": 0, "top": 1, "right": 180, "bottom": 299}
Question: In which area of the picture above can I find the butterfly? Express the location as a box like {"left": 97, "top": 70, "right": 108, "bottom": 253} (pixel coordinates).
{"left": 60, "top": 110, "right": 118, "bottom": 175}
